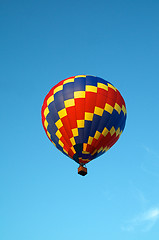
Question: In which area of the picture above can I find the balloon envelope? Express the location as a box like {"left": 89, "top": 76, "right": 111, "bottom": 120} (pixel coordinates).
{"left": 41, "top": 75, "right": 127, "bottom": 165}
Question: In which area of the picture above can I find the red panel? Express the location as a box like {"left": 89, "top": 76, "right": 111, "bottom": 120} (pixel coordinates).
{"left": 92, "top": 134, "right": 104, "bottom": 150}
{"left": 85, "top": 144, "right": 96, "bottom": 155}
{"left": 106, "top": 97, "right": 116, "bottom": 107}
{"left": 63, "top": 145, "right": 69, "bottom": 154}
{"left": 108, "top": 135, "right": 119, "bottom": 148}
{"left": 59, "top": 127, "right": 72, "bottom": 148}
{"left": 46, "top": 88, "right": 54, "bottom": 101}
{"left": 68, "top": 148, "right": 74, "bottom": 159}
{"left": 102, "top": 133, "right": 113, "bottom": 149}
{"left": 59, "top": 136, "right": 71, "bottom": 152}
{"left": 96, "top": 93, "right": 107, "bottom": 109}
{"left": 97, "top": 88, "right": 108, "bottom": 97}
{"left": 66, "top": 106, "right": 77, "bottom": 129}
{"left": 116, "top": 90, "right": 124, "bottom": 108}
{"left": 91, "top": 138, "right": 98, "bottom": 148}
{"left": 75, "top": 98, "right": 85, "bottom": 120}
{"left": 60, "top": 116, "right": 73, "bottom": 139}
{"left": 85, "top": 92, "right": 97, "bottom": 113}
{"left": 107, "top": 87, "right": 117, "bottom": 100}
{"left": 80, "top": 159, "right": 89, "bottom": 164}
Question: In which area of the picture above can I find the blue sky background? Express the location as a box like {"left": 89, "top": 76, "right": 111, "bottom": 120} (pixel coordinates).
{"left": 1, "top": 0, "right": 159, "bottom": 239}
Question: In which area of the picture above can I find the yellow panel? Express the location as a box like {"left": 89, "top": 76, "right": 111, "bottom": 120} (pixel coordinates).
{"left": 47, "top": 131, "right": 51, "bottom": 139}
{"left": 56, "top": 130, "right": 62, "bottom": 139}
{"left": 71, "top": 146, "right": 76, "bottom": 154}
{"left": 44, "top": 120, "right": 48, "bottom": 129}
{"left": 110, "top": 126, "right": 115, "bottom": 136}
{"left": 44, "top": 107, "right": 49, "bottom": 118}
{"left": 103, "top": 146, "right": 109, "bottom": 152}
{"left": 108, "top": 83, "right": 116, "bottom": 91}
{"left": 85, "top": 112, "right": 94, "bottom": 121}
{"left": 119, "top": 130, "right": 123, "bottom": 137}
{"left": 88, "top": 136, "right": 93, "bottom": 145}
{"left": 116, "top": 127, "right": 120, "bottom": 137}
{"left": 114, "top": 103, "right": 121, "bottom": 114}
{"left": 77, "top": 119, "right": 84, "bottom": 128}
{"left": 72, "top": 128, "right": 78, "bottom": 137}
{"left": 55, "top": 119, "right": 63, "bottom": 129}
{"left": 97, "top": 146, "right": 103, "bottom": 153}
{"left": 91, "top": 149, "right": 97, "bottom": 156}
{"left": 47, "top": 95, "right": 54, "bottom": 106}
{"left": 54, "top": 85, "right": 63, "bottom": 94}
{"left": 83, "top": 143, "right": 87, "bottom": 151}
{"left": 74, "top": 91, "right": 85, "bottom": 99}
{"left": 86, "top": 85, "right": 97, "bottom": 93}
{"left": 82, "top": 151, "right": 90, "bottom": 154}
{"left": 104, "top": 103, "right": 113, "bottom": 114}
{"left": 64, "top": 99, "right": 75, "bottom": 108}
{"left": 94, "top": 131, "right": 101, "bottom": 140}
{"left": 75, "top": 75, "right": 86, "bottom": 78}
{"left": 82, "top": 159, "right": 90, "bottom": 163}
{"left": 97, "top": 82, "right": 108, "bottom": 91}
{"left": 70, "top": 137, "right": 76, "bottom": 146}
{"left": 63, "top": 77, "right": 75, "bottom": 84}
{"left": 58, "top": 108, "right": 67, "bottom": 118}
{"left": 94, "top": 106, "right": 104, "bottom": 116}
{"left": 102, "top": 127, "right": 109, "bottom": 136}
{"left": 63, "top": 148, "right": 68, "bottom": 154}
{"left": 122, "top": 105, "right": 127, "bottom": 115}
{"left": 58, "top": 140, "right": 64, "bottom": 147}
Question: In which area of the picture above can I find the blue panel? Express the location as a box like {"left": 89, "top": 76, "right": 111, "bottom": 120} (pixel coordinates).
{"left": 96, "top": 76, "right": 110, "bottom": 86}
{"left": 74, "top": 77, "right": 86, "bottom": 91}
{"left": 46, "top": 112, "right": 56, "bottom": 126}
{"left": 116, "top": 112, "right": 125, "bottom": 130}
{"left": 95, "top": 151, "right": 105, "bottom": 159}
{"left": 103, "top": 110, "right": 123, "bottom": 131}
{"left": 86, "top": 75, "right": 97, "bottom": 86}
{"left": 120, "top": 115, "right": 127, "bottom": 131}
{"left": 48, "top": 102, "right": 59, "bottom": 123}
{"left": 74, "top": 128, "right": 84, "bottom": 144}
{"left": 63, "top": 82, "right": 74, "bottom": 100}
{"left": 74, "top": 143, "right": 83, "bottom": 153}
{"left": 54, "top": 91, "right": 65, "bottom": 111}
{"left": 81, "top": 153, "right": 91, "bottom": 159}
{"left": 89, "top": 114, "right": 102, "bottom": 137}
{"left": 83, "top": 121, "right": 92, "bottom": 143}
{"left": 89, "top": 155, "right": 94, "bottom": 161}
{"left": 50, "top": 133, "right": 59, "bottom": 146}
{"left": 110, "top": 110, "right": 121, "bottom": 131}
{"left": 47, "top": 123, "right": 57, "bottom": 136}
{"left": 78, "top": 128, "right": 84, "bottom": 141}
{"left": 114, "top": 112, "right": 125, "bottom": 131}
{"left": 73, "top": 153, "right": 79, "bottom": 163}
{"left": 77, "top": 152, "right": 82, "bottom": 158}
{"left": 97, "top": 111, "right": 111, "bottom": 132}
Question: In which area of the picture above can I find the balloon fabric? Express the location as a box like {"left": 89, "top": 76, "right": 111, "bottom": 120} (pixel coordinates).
{"left": 41, "top": 75, "right": 127, "bottom": 172}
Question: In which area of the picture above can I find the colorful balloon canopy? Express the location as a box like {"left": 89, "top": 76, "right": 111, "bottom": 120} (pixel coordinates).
{"left": 41, "top": 75, "right": 127, "bottom": 173}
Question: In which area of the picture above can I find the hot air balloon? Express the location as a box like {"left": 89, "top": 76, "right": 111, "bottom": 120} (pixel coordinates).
{"left": 41, "top": 75, "right": 127, "bottom": 176}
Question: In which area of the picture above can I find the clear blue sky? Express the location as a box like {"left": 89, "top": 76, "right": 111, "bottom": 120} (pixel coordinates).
{"left": 1, "top": 0, "right": 159, "bottom": 239}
